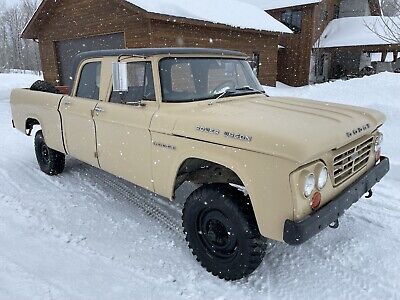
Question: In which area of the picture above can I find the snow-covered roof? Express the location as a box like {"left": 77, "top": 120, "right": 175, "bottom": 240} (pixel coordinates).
{"left": 241, "top": 0, "right": 322, "bottom": 10}
{"left": 126, "top": 0, "right": 292, "bottom": 33}
{"left": 315, "top": 16, "right": 400, "bottom": 48}
{"left": 22, "top": 0, "right": 292, "bottom": 38}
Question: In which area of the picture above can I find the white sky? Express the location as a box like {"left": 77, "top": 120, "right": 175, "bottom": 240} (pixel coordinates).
{"left": 2, "top": 0, "right": 24, "bottom": 7}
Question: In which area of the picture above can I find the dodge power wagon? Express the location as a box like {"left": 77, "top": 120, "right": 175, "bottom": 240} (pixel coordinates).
{"left": 10, "top": 48, "right": 390, "bottom": 280}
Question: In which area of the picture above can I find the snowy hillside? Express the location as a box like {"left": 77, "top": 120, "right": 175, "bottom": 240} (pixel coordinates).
{"left": 1, "top": 73, "right": 399, "bottom": 299}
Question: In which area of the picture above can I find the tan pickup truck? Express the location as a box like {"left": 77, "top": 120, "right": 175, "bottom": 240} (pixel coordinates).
{"left": 10, "top": 48, "right": 390, "bottom": 280}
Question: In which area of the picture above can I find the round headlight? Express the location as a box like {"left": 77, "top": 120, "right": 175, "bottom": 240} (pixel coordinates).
{"left": 304, "top": 174, "right": 315, "bottom": 198}
{"left": 375, "top": 133, "right": 383, "bottom": 150}
{"left": 317, "top": 167, "right": 328, "bottom": 190}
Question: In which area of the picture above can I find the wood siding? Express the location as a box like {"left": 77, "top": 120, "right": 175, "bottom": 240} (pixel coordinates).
{"left": 146, "top": 20, "right": 278, "bottom": 85}
{"left": 269, "top": 5, "right": 317, "bottom": 86}
{"left": 35, "top": 0, "right": 279, "bottom": 86}
{"left": 268, "top": 0, "right": 346, "bottom": 86}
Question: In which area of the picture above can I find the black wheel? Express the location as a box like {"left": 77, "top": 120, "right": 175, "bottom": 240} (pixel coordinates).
{"left": 34, "top": 130, "right": 65, "bottom": 175}
{"left": 183, "top": 183, "right": 266, "bottom": 280}
{"left": 30, "top": 80, "right": 60, "bottom": 94}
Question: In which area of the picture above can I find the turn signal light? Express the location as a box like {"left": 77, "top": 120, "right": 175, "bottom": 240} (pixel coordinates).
{"left": 311, "top": 192, "right": 321, "bottom": 210}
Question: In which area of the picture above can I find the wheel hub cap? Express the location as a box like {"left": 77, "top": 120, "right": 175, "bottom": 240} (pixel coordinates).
{"left": 197, "top": 209, "right": 238, "bottom": 259}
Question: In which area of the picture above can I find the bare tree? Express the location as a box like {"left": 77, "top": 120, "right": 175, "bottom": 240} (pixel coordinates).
{"left": 0, "top": 0, "right": 40, "bottom": 73}
{"left": 366, "top": 1, "right": 400, "bottom": 44}
{"left": 381, "top": 0, "right": 400, "bottom": 16}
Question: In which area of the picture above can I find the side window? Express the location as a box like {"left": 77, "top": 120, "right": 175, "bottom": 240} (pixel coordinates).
{"left": 281, "top": 10, "right": 302, "bottom": 33}
{"left": 110, "top": 62, "right": 155, "bottom": 104}
{"left": 76, "top": 62, "right": 101, "bottom": 100}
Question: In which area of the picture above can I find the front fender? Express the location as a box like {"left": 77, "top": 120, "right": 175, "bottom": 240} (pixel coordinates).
{"left": 151, "top": 132, "right": 298, "bottom": 242}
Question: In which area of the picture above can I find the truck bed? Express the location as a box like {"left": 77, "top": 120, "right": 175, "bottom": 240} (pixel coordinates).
{"left": 10, "top": 89, "right": 66, "bottom": 153}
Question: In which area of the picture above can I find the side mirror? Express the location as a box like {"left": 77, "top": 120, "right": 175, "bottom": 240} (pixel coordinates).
{"left": 112, "top": 62, "right": 128, "bottom": 92}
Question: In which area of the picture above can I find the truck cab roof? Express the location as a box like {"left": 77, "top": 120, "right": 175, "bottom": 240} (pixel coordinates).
{"left": 69, "top": 48, "right": 248, "bottom": 88}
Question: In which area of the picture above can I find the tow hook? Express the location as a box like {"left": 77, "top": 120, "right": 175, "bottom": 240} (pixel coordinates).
{"left": 365, "top": 189, "right": 373, "bottom": 199}
{"left": 329, "top": 219, "right": 339, "bottom": 229}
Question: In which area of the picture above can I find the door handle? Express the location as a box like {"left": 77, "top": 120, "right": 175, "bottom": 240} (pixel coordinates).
{"left": 94, "top": 107, "right": 105, "bottom": 113}
{"left": 64, "top": 101, "right": 72, "bottom": 106}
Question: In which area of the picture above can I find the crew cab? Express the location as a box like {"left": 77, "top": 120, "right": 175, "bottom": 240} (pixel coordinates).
{"left": 10, "top": 48, "right": 390, "bottom": 280}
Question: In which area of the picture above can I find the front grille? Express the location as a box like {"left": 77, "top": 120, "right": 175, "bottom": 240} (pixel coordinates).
{"left": 333, "top": 136, "right": 374, "bottom": 185}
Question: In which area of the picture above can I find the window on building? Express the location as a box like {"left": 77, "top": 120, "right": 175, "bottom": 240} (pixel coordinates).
{"left": 281, "top": 10, "right": 302, "bottom": 33}
{"left": 76, "top": 62, "right": 101, "bottom": 100}
{"left": 333, "top": 4, "right": 340, "bottom": 19}
{"left": 317, "top": 54, "right": 325, "bottom": 76}
{"left": 110, "top": 62, "right": 155, "bottom": 104}
{"left": 319, "top": 2, "right": 329, "bottom": 21}
{"left": 248, "top": 52, "right": 260, "bottom": 76}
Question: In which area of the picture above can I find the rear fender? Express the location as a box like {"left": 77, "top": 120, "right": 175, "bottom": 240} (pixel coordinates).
{"left": 10, "top": 89, "right": 66, "bottom": 153}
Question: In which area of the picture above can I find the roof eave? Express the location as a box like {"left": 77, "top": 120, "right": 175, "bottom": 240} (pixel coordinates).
{"left": 147, "top": 11, "right": 290, "bottom": 34}
{"left": 265, "top": 1, "right": 321, "bottom": 12}
{"left": 21, "top": 0, "right": 148, "bottom": 40}
{"left": 20, "top": 0, "right": 49, "bottom": 39}
{"left": 314, "top": 44, "right": 400, "bottom": 51}
{"left": 21, "top": 0, "right": 291, "bottom": 40}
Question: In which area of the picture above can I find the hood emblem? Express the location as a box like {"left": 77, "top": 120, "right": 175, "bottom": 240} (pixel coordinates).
{"left": 346, "top": 123, "right": 370, "bottom": 138}
{"left": 224, "top": 131, "right": 252, "bottom": 142}
{"left": 196, "top": 125, "right": 220, "bottom": 135}
{"left": 196, "top": 125, "right": 252, "bottom": 142}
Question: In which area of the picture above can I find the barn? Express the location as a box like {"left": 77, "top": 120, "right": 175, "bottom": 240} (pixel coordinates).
{"left": 21, "top": 0, "right": 291, "bottom": 87}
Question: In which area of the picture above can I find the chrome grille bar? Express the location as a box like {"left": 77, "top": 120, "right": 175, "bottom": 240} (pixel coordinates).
{"left": 333, "top": 137, "right": 374, "bottom": 185}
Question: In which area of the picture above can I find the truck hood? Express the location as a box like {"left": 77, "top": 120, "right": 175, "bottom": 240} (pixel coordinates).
{"left": 171, "top": 95, "right": 386, "bottom": 163}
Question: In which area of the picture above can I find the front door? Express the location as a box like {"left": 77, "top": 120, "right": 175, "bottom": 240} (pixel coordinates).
{"left": 60, "top": 60, "right": 102, "bottom": 167}
{"left": 93, "top": 60, "right": 158, "bottom": 190}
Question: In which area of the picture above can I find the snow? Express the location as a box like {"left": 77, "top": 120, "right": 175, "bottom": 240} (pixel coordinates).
{"left": 265, "top": 72, "right": 400, "bottom": 165}
{"left": 315, "top": 16, "right": 400, "bottom": 48}
{"left": 1, "top": 72, "right": 400, "bottom": 298}
{"left": 126, "top": 0, "right": 292, "bottom": 33}
{"left": 241, "top": 0, "right": 322, "bottom": 10}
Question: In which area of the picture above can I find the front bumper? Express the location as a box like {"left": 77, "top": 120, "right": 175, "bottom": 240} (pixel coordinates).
{"left": 283, "top": 157, "right": 390, "bottom": 245}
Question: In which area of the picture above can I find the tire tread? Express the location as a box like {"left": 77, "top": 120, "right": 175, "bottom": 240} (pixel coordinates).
{"left": 182, "top": 183, "right": 266, "bottom": 281}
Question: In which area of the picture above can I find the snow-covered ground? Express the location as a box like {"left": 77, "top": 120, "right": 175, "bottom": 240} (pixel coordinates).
{"left": 0, "top": 72, "right": 399, "bottom": 299}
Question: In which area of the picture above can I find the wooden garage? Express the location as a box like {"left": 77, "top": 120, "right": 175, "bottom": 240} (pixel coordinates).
{"left": 21, "top": 0, "right": 291, "bottom": 86}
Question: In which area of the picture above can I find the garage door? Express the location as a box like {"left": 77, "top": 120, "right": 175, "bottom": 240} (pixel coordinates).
{"left": 56, "top": 33, "right": 125, "bottom": 85}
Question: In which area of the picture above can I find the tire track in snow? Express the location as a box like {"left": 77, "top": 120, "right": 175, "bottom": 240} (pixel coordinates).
{"left": 0, "top": 255, "right": 67, "bottom": 300}
{"left": 70, "top": 163, "right": 184, "bottom": 237}
{"left": 0, "top": 193, "right": 191, "bottom": 298}
{"left": 0, "top": 167, "right": 24, "bottom": 193}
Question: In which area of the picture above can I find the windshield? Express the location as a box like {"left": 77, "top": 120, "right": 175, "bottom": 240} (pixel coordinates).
{"left": 159, "top": 58, "right": 264, "bottom": 103}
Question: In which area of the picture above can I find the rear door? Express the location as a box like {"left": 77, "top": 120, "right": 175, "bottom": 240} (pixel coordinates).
{"left": 60, "top": 59, "right": 103, "bottom": 167}
{"left": 93, "top": 59, "right": 158, "bottom": 190}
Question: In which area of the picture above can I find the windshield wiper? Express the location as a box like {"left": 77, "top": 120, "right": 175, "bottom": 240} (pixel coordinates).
{"left": 208, "top": 89, "right": 236, "bottom": 106}
{"left": 235, "top": 86, "right": 265, "bottom": 94}
{"left": 208, "top": 86, "right": 266, "bottom": 106}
